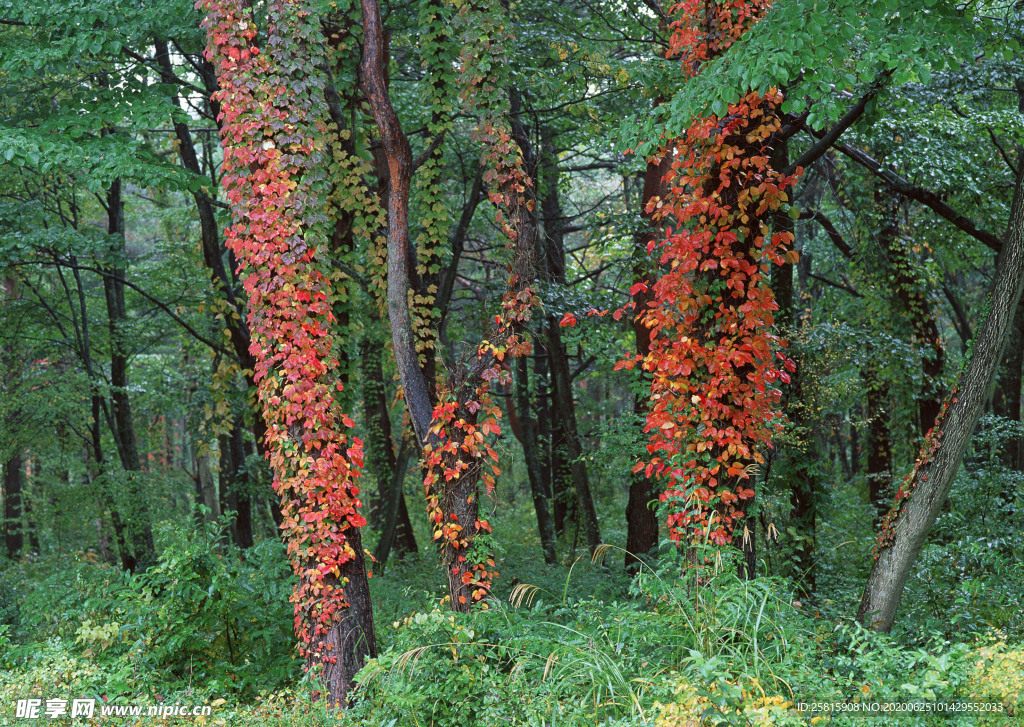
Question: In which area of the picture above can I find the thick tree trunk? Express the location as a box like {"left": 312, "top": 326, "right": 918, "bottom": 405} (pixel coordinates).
{"left": 315, "top": 529, "right": 377, "bottom": 705}
{"left": 103, "top": 179, "right": 155, "bottom": 568}
{"left": 858, "top": 161, "right": 1024, "bottom": 632}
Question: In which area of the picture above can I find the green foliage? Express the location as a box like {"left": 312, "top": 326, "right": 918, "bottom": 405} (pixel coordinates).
{"left": 2, "top": 518, "right": 297, "bottom": 700}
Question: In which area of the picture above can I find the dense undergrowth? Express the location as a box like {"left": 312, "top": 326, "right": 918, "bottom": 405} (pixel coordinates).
{"left": 1, "top": 466, "right": 1022, "bottom": 727}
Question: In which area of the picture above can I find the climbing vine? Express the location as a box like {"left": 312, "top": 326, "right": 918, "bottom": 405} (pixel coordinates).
{"left": 620, "top": 0, "right": 799, "bottom": 553}
{"left": 418, "top": 0, "right": 541, "bottom": 609}
{"left": 201, "top": 0, "right": 372, "bottom": 684}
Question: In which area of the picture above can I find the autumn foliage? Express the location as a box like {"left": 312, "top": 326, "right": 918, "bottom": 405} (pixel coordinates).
{"left": 201, "top": 0, "right": 369, "bottom": 670}
{"left": 621, "top": 0, "right": 799, "bottom": 550}
{"left": 418, "top": 0, "right": 541, "bottom": 609}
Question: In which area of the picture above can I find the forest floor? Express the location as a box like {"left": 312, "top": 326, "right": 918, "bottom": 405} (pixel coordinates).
{"left": 1, "top": 473, "right": 1022, "bottom": 727}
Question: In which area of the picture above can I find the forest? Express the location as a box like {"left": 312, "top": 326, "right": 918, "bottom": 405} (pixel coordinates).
{"left": 1, "top": 0, "right": 1023, "bottom": 724}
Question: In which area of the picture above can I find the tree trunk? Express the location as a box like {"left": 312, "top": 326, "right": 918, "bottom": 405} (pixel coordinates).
{"left": 858, "top": 160, "right": 1024, "bottom": 632}
{"left": 863, "top": 368, "right": 893, "bottom": 528}
{"left": 547, "top": 322, "right": 601, "bottom": 552}
{"left": 360, "top": 334, "right": 417, "bottom": 563}
{"left": 537, "top": 124, "right": 599, "bottom": 552}
{"left": 194, "top": 446, "right": 220, "bottom": 523}
{"left": 624, "top": 147, "right": 670, "bottom": 571}
{"left": 773, "top": 148, "right": 817, "bottom": 594}
{"left": 515, "top": 355, "right": 557, "bottom": 563}
{"left": 103, "top": 179, "right": 155, "bottom": 568}
{"left": 993, "top": 297, "right": 1024, "bottom": 471}
{"left": 315, "top": 529, "right": 378, "bottom": 704}
{"left": 4, "top": 453, "right": 23, "bottom": 558}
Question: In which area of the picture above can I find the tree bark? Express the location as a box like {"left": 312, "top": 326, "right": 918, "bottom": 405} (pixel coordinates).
{"left": 773, "top": 149, "right": 817, "bottom": 595}
{"left": 547, "top": 325, "right": 601, "bottom": 552}
{"left": 858, "top": 160, "right": 1024, "bottom": 632}
{"left": 361, "top": 0, "right": 538, "bottom": 611}
{"left": 219, "top": 426, "right": 253, "bottom": 548}
{"left": 537, "top": 124, "right": 600, "bottom": 552}
{"left": 361, "top": 331, "right": 418, "bottom": 566}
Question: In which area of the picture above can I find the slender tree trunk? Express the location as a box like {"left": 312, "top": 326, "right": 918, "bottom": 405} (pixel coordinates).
{"left": 103, "top": 179, "right": 155, "bottom": 568}
{"left": 863, "top": 368, "right": 893, "bottom": 528}
{"left": 4, "top": 453, "right": 23, "bottom": 558}
{"left": 994, "top": 297, "right": 1024, "bottom": 471}
{"left": 537, "top": 124, "right": 600, "bottom": 552}
{"left": 360, "top": 334, "right": 418, "bottom": 560}
{"left": 624, "top": 138, "right": 669, "bottom": 572}
{"left": 2, "top": 276, "right": 24, "bottom": 559}
{"left": 858, "top": 160, "right": 1024, "bottom": 632}
{"left": 548, "top": 325, "right": 601, "bottom": 552}
{"left": 194, "top": 447, "right": 220, "bottom": 523}
{"left": 515, "top": 355, "right": 557, "bottom": 563}
{"left": 773, "top": 149, "right": 817, "bottom": 595}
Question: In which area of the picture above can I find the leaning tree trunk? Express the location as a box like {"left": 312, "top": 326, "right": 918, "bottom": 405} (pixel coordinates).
{"left": 362, "top": 0, "right": 543, "bottom": 611}
{"left": 858, "top": 161, "right": 1024, "bottom": 632}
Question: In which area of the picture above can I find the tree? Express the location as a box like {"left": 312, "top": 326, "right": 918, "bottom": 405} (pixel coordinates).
{"left": 858, "top": 159, "right": 1024, "bottom": 632}
{"left": 201, "top": 0, "right": 375, "bottom": 699}
{"left": 625, "top": 0, "right": 797, "bottom": 575}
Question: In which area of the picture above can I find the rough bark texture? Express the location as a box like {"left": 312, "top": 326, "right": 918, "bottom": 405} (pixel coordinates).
{"left": 320, "top": 528, "right": 378, "bottom": 704}
{"left": 857, "top": 161, "right": 1024, "bottom": 633}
